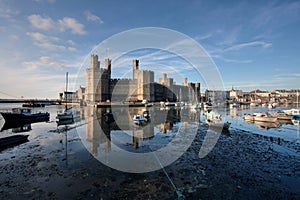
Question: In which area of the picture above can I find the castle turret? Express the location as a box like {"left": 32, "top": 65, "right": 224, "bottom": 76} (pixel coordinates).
{"left": 91, "top": 54, "right": 100, "bottom": 69}
{"left": 133, "top": 59, "right": 139, "bottom": 79}
{"left": 105, "top": 58, "right": 111, "bottom": 79}
{"left": 183, "top": 77, "right": 188, "bottom": 86}
{"left": 133, "top": 59, "right": 139, "bottom": 70}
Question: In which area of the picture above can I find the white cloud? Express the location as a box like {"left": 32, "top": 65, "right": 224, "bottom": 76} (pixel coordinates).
{"left": 84, "top": 11, "right": 104, "bottom": 24}
{"left": 223, "top": 58, "right": 253, "bottom": 64}
{"left": 23, "top": 56, "right": 66, "bottom": 71}
{"left": 28, "top": 14, "right": 55, "bottom": 30}
{"left": 58, "top": 17, "right": 86, "bottom": 34}
{"left": 37, "top": 42, "right": 66, "bottom": 51}
{"left": 224, "top": 41, "right": 272, "bottom": 52}
{"left": 27, "top": 32, "right": 46, "bottom": 42}
{"left": 26, "top": 32, "right": 77, "bottom": 52}
{"left": 28, "top": 14, "right": 86, "bottom": 35}
{"left": 67, "top": 40, "right": 75, "bottom": 45}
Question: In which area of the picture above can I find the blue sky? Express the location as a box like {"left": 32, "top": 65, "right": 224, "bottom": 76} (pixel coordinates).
{"left": 0, "top": 0, "right": 299, "bottom": 99}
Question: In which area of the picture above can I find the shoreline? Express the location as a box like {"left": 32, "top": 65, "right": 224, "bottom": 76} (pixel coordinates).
{"left": 0, "top": 125, "right": 299, "bottom": 199}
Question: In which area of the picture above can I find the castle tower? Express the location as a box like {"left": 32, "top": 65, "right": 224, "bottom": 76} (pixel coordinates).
{"left": 86, "top": 54, "right": 101, "bottom": 103}
{"left": 133, "top": 59, "right": 139, "bottom": 79}
{"left": 195, "top": 82, "right": 201, "bottom": 102}
{"left": 105, "top": 58, "right": 111, "bottom": 80}
{"left": 133, "top": 59, "right": 139, "bottom": 70}
{"left": 105, "top": 59, "right": 111, "bottom": 73}
{"left": 183, "top": 77, "right": 188, "bottom": 86}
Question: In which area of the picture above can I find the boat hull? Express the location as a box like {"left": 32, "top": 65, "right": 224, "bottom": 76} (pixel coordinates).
{"left": 254, "top": 116, "right": 277, "bottom": 123}
{"left": 0, "top": 112, "right": 50, "bottom": 124}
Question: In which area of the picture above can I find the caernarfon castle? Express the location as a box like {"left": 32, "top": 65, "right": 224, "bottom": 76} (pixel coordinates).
{"left": 84, "top": 54, "right": 200, "bottom": 104}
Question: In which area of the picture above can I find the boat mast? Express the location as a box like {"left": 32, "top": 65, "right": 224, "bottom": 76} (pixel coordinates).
{"left": 65, "top": 72, "right": 68, "bottom": 111}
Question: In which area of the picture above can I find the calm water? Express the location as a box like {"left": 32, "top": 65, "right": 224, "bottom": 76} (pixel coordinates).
{"left": 0, "top": 103, "right": 299, "bottom": 158}
{"left": 219, "top": 106, "right": 300, "bottom": 142}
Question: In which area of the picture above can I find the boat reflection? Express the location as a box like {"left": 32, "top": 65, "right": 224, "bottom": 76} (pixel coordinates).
{"left": 1, "top": 121, "right": 33, "bottom": 133}
{"left": 0, "top": 113, "right": 49, "bottom": 132}
{"left": 244, "top": 119, "right": 280, "bottom": 130}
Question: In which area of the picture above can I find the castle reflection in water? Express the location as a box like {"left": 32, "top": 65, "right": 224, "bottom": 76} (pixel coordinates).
{"left": 80, "top": 106, "right": 201, "bottom": 156}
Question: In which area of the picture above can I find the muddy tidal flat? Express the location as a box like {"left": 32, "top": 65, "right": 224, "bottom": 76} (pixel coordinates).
{"left": 1, "top": 125, "right": 300, "bottom": 199}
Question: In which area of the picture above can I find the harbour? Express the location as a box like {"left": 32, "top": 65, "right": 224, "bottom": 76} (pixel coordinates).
{"left": 0, "top": 103, "right": 300, "bottom": 199}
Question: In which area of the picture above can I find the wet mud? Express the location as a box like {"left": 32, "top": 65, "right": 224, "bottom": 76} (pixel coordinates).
{"left": 0, "top": 126, "right": 300, "bottom": 199}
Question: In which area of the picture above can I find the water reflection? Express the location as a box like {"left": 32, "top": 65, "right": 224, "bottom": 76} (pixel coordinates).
{"left": 244, "top": 120, "right": 281, "bottom": 130}
{"left": 80, "top": 106, "right": 200, "bottom": 156}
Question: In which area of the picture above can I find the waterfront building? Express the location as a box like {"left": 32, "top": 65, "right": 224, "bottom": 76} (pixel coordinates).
{"left": 229, "top": 86, "right": 243, "bottom": 101}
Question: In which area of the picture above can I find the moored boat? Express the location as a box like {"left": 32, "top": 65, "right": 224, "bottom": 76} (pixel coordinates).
{"left": 292, "top": 119, "right": 300, "bottom": 126}
{"left": 253, "top": 112, "right": 277, "bottom": 123}
{"left": 56, "top": 72, "right": 80, "bottom": 122}
{"left": 283, "top": 109, "right": 300, "bottom": 118}
{"left": 57, "top": 111, "right": 73, "bottom": 120}
{"left": 143, "top": 110, "right": 151, "bottom": 122}
{"left": 243, "top": 113, "right": 255, "bottom": 121}
{"left": 133, "top": 114, "right": 145, "bottom": 125}
{"left": 0, "top": 108, "right": 50, "bottom": 124}
{"left": 270, "top": 111, "right": 294, "bottom": 121}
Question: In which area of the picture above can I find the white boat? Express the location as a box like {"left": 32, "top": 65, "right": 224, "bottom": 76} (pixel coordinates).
{"left": 270, "top": 111, "right": 293, "bottom": 121}
{"left": 244, "top": 113, "right": 255, "bottom": 121}
{"left": 283, "top": 109, "right": 300, "bottom": 118}
{"left": 133, "top": 114, "right": 144, "bottom": 125}
{"left": 292, "top": 119, "right": 300, "bottom": 125}
{"left": 253, "top": 112, "right": 277, "bottom": 123}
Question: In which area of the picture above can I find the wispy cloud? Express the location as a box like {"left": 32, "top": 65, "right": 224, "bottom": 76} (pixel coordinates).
{"left": 0, "top": 1, "right": 19, "bottom": 22}
{"left": 22, "top": 56, "right": 82, "bottom": 72}
{"left": 28, "top": 14, "right": 55, "bottom": 30}
{"left": 223, "top": 58, "right": 253, "bottom": 64}
{"left": 23, "top": 56, "right": 66, "bottom": 71}
{"left": 194, "top": 33, "right": 213, "bottom": 41}
{"left": 26, "top": 32, "right": 77, "bottom": 51}
{"left": 84, "top": 11, "right": 104, "bottom": 24}
{"left": 58, "top": 17, "right": 86, "bottom": 34}
{"left": 28, "top": 14, "right": 86, "bottom": 35}
{"left": 252, "top": 1, "right": 300, "bottom": 28}
{"left": 224, "top": 72, "right": 300, "bottom": 91}
{"left": 224, "top": 41, "right": 272, "bottom": 52}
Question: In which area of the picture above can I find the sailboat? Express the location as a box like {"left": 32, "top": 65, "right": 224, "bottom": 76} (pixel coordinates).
{"left": 57, "top": 72, "right": 74, "bottom": 121}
